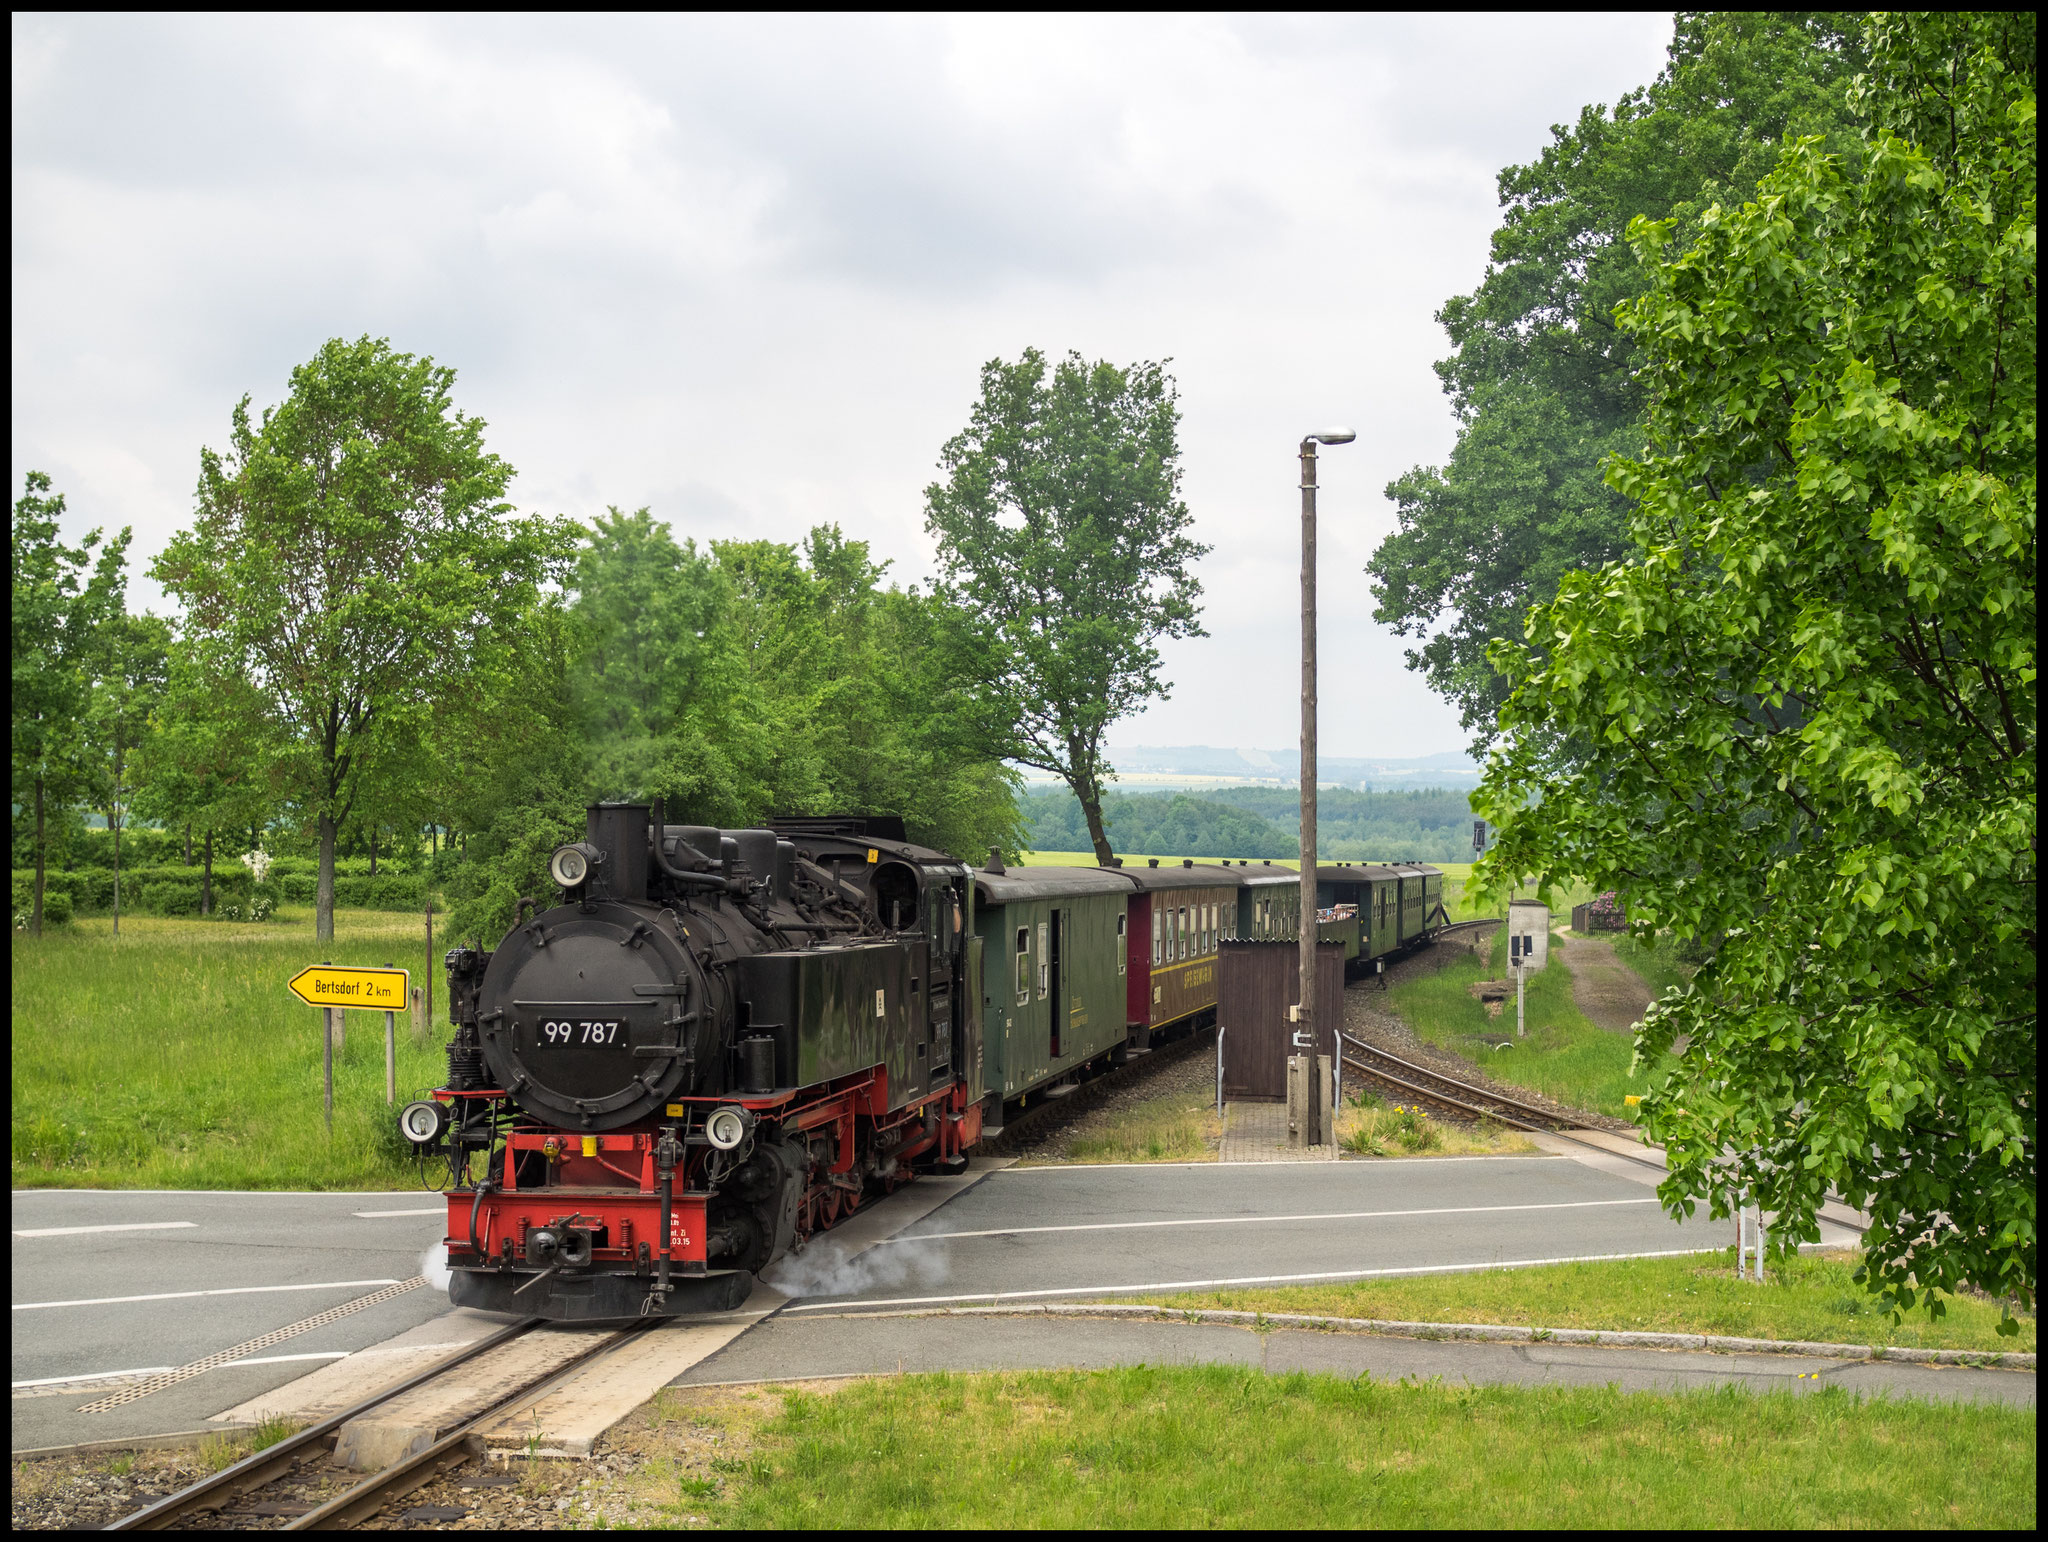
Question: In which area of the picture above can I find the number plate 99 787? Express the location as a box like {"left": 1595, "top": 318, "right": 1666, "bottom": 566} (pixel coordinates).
{"left": 538, "top": 1019, "right": 627, "bottom": 1049}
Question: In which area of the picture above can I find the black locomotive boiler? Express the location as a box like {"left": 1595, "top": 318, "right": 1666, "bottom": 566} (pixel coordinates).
{"left": 400, "top": 802, "right": 983, "bottom": 1319}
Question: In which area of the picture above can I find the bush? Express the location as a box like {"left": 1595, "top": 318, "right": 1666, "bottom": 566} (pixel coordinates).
{"left": 139, "top": 882, "right": 202, "bottom": 917}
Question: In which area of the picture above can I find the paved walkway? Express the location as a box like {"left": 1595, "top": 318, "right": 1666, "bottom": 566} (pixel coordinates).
{"left": 677, "top": 1310, "right": 2034, "bottom": 1407}
{"left": 1217, "top": 1099, "right": 1337, "bottom": 1162}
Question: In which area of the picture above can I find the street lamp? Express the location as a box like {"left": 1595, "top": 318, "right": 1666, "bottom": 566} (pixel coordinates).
{"left": 1297, "top": 427, "right": 1354, "bottom": 1149}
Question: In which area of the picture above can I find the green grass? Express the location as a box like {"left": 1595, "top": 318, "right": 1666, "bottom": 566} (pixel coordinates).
{"left": 1386, "top": 925, "right": 1668, "bottom": 1118}
{"left": 1140, "top": 1248, "right": 2033, "bottom": 1354}
{"left": 681, "top": 1366, "right": 2033, "bottom": 1529}
{"left": 1335, "top": 1090, "right": 1536, "bottom": 1158}
{"left": 12, "top": 909, "right": 452, "bottom": 1190}
{"left": 1037, "top": 1090, "right": 1221, "bottom": 1165}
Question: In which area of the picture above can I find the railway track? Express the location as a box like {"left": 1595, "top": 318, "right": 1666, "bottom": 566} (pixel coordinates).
{"left": 1339, "top": 1030, "right": 1671, "bottom": 1176}
{"left": 106, "top": 1316, "right": 651, "bottom": 1531}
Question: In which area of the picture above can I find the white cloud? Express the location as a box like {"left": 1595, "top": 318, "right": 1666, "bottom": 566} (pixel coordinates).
{"left": 11, "top": 10, "right": 1673, "bottom": 759}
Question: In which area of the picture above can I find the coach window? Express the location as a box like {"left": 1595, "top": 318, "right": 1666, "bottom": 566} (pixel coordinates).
{"left": 1116, "top": 913, "right": 1127, "bottom": 974}
{"left": 1206, "top": 903, "right": 1216, "bottom": 953}
{"left": 1015, "top": 926, "right": 1030, "bottom": 1006}
{"left": 1037, "top": 920, "right": 1050, "bottom": 998}
{"left": 1152, "top": 909, "right": 1163, "bottom": 966}
{"left": 1179, "top": 906, "right": 1189, "bottom": 960}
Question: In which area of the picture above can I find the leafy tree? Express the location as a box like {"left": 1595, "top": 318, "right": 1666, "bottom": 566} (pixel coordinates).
{"left": 1370, "top": 13, "right": 1868, "bottom": 741}
{"left": 131, "top": 647, "right": 273, "bottom": 916}
{"left": 86, "top": 611, "right": 170, "bottom": 935}
{"left": 925, "top": 349, "right": 1207, "bottom": 864}
{"left": 570, "top": 506, "right": 728, "bottom": 801}
{"left": 441, "top": 598, "right": 591, "bottom": 945}
{"left": 153, "top": 336, "right": 575, "bottom": 941}
{"left": 1476, "top": 13, "right": 2035, "bottom": 1324}
{"left": 11, "top": 471, "right": 128, "bottom": 934}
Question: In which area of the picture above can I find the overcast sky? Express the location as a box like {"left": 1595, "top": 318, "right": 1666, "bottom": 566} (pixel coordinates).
{"left": 12, "top": 12, "right": 1672, "bottom": 760}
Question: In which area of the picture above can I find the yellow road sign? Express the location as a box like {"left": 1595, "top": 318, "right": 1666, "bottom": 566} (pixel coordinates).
{"left": 288, "top": 964, "right": 410, "bottom": 1012}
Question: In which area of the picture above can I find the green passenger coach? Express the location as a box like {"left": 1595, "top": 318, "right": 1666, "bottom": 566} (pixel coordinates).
{"left": 971, "top": 863, "right": 1133, "bottom": 1109}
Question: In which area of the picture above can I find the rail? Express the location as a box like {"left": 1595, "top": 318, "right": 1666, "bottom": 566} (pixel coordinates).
{"left": 105, "top": 1316, "right": 654, "bottom": 1532}
{"left": 1338, "top": 1031, "right": 1672, "bottom": 1176}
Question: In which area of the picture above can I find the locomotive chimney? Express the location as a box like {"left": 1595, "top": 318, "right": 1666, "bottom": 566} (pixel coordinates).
{"left": 587, "top": 803, "right": 651, "bottom": 900}
{"left": 985, "top": 847, "right": 1006, "bottom": 875}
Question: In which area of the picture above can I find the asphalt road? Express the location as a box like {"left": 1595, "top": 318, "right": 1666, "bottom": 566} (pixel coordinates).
{"left": 765, "top": 1155, "right": 1731, "bottom": 1311}
{"left": 11, "top": 1189, "right": 452, "bottom": 1452}
{"left": 14, "top": 1153, "right": 2021, "bottom": 1454}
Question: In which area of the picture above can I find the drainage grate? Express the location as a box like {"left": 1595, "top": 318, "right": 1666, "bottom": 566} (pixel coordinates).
{"left": 76, "top": 1276, "right": 427, "bottom": 1412}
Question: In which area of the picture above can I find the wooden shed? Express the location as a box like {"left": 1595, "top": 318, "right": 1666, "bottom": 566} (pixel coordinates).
{"left": 1217, "top": 939, "right": 1345, "bottom": 1103}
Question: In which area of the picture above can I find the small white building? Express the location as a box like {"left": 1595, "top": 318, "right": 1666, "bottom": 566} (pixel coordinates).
{"left": 1507, "top": 899, "right": 1550, "bottom": 971}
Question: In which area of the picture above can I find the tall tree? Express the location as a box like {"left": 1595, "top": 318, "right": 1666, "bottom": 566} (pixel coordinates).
{"left": 132, "top": 647, "right": 272, "bottom": 917}
{"left": 10, "top": 471, "right": 128, "bottom": 935}
{"left": 154, "top": 336, "right": 575, "bottom": 941}
{"left": 1369, "top": 13, "right": 1868, "bottom": 741}
{"left": 1476, "top": 12, "right": 2035, "bottom": 1323}
{"left": 925, "top": 349, "right": 1207, "bottom": 864}
{"left": 87, "top": 611, "right": 170, "bottom": 936}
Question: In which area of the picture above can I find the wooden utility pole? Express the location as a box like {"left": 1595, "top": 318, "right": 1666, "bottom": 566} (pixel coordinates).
{"left": 1297, "top": 437, "right": 1322, "bottom": 1148}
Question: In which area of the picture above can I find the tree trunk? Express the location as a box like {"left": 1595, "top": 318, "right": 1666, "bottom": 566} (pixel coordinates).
{"left": 202, "top": 829, "right": 213, "bottom": 916}
{"left": 369, "top": 828, "right": 377, "bottom": 876}
{"left": 32, "top": 774, "right": 46, "bottom": 938}
{"left": 317, "top": 812, "right": 337, "bottom": 944}
{"left": 1073, "top": 766, "right": 1114, "bottom": 866}
{"left": 184, "top": 822, "right": 193, "bottom": 865}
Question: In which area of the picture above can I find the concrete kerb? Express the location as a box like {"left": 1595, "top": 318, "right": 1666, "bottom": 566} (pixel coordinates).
{"left": 794, "top": 1302, "right": 2036, "bottom": 1371}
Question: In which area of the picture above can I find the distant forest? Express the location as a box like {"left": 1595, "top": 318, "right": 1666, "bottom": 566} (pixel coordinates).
{"left": 1021, "top": 785, "right": 1479, "bottom": 863}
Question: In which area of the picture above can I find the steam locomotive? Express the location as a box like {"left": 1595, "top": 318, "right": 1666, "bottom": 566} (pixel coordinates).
{"left": 399, "top": 802, "right": 983, "bottom": 1319}
{"left": 400, "top": 800, "right": 1445, "bottom": 1320}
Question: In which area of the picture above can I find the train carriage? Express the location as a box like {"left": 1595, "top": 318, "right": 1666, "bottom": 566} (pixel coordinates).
{"left": 969, "top": 862, "right": 1133, "bottom": 1113}
{"left": 1115, "top": 859, "right": 1243, "bottom": 1047}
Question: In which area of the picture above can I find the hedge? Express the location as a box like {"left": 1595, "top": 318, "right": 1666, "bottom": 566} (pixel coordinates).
{"left": 11, "top": 866, "right": 428, "bottom": 916}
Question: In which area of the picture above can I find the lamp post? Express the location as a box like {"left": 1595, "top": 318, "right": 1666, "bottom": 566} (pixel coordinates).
{"left": 1297, "top": 426, "right": 1355, "bottom": 1149}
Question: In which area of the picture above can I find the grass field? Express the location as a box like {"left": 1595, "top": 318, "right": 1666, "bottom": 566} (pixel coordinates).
{"left": 1139, "top": 1247, "right": 2033, "bottom": 1354}
{"left": 12, "top": 909, "right": 450, "bottom": 1191}
{"left": 647, "top": 1367, "right": 2034, "bottom": 1529}
{"left": 1386, "top": 924, "right": 1668, "bottom": 1118}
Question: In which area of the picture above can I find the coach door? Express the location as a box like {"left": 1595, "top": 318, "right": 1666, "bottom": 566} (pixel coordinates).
{"left": 1048, "top": 908, "right": 1064, "bottom": 1059}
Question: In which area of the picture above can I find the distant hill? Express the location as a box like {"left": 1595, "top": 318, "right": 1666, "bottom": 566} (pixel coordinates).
{"left": 1021, "top": 784, "right": 1482, "bottom": 864}
{"left": 1019, "top": 744, "right": 1482, "bottom": 790}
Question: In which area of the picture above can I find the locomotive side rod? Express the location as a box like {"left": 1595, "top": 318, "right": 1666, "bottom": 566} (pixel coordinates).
{"left": 104, "top": 1317, "right": 542, "bottom": 1531}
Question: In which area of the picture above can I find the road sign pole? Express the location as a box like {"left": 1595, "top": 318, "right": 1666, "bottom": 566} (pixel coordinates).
{"left": 383, "top": 963, "right": 397, "bottom": 1105}
{"left": 323, "top": 1008, "right": 334, "bottom": 1133}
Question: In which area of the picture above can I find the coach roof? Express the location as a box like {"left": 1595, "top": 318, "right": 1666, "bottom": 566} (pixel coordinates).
{"left": 1105, "top": 860, "right": 1245, "bottom": 892}
{"left": 972, "top": 866, "right": 1136, "bottom": 905}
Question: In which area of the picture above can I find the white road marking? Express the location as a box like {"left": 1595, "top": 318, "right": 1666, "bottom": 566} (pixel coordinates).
{"left": 13, "top": 1221, "right": 199, "bottom": 1238}
{"left": 351, "top": 1208, "right": 445, "bottom": 1218}
{"left": 12, "top": 1278, "right": 402, "bottom": 1311}
{"left": 12, "top": 1351, "right": 348, "bottom": 1390}
{"left": 784, "top": 1247, "right": 1719, "bottom": 1309}
{"left": 875, "top": 1196, "right": 1657, "bottom": 1246}
{"left": 994, "top": 1154, "right": 1566, "bottom": 1172}
{"left": 13, "top": 1366, "right": 174, "bottom": 1388}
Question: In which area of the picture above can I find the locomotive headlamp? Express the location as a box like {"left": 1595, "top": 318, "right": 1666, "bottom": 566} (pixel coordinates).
{"left": 397, "top": 1099, "right": 449, "bottom": 1146}
{"left": 704, "top": 1105, "right": 752, "bottom": 1151}
{"left": 549, "top": 842, "right": 602, "bottom": 889}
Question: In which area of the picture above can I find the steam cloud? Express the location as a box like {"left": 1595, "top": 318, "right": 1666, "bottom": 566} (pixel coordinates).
{"left": 419, "top": 1241, "right": 453, "bottom": 1291}
{"left": 762, "top": 1235, "right": 951, "bottom": 1300}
